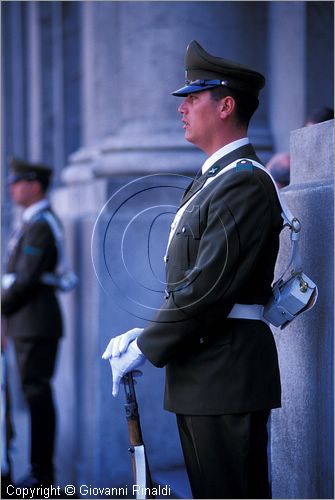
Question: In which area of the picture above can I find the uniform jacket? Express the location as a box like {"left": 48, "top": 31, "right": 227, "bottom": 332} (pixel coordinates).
{"left": 138, "top": 143, "right": 282, "bottom": 415}
{"left": 1, "top": 205, "right": 63, "bottom": 340}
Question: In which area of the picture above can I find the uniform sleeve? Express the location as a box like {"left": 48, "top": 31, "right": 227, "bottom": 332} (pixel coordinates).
{"left": 138, "top": 170, "right": 274, "bottom": 367}
{"left": 1, "top": 221, "right": 57, "bottom": 316}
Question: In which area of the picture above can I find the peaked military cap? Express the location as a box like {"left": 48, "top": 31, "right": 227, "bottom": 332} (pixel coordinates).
{"left": 8, "top": 157, "right": 53, "bottom": 185}
{"left": 172, "top": 40, "right": 265, "bottom": 97}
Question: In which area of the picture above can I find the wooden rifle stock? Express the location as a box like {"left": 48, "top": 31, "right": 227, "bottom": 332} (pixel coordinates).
{"left": 123, "top": 372, "right": 155, "bottom": 499}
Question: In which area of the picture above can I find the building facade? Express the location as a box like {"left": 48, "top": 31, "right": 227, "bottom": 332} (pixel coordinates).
{"left": 1, "top": 2, "right": 334, "bottom": 498}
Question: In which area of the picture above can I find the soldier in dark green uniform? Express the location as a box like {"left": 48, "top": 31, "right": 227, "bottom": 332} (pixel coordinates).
{"left": 103, "top": 41, "right": 282, "bottom": 498}
{"left": 1, "top": 158, "right": 63, "bottom": 488}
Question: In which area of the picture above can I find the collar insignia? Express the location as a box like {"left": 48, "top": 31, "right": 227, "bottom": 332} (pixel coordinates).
{"left": 207, "top": 165, "right": 221, "bottom": 177}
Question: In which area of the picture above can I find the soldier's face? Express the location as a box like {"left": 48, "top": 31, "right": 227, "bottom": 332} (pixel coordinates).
{"left": 178, "top": 90, "right": 222, "bottom": 154}
{"left": 9, "top": 179, "right": 39, "bottom": 207}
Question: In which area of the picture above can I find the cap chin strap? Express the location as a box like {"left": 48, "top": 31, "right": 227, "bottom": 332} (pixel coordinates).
{"left": 184, "top": 78, "right": 260, "bottom": 95}
{"left": 186, "top": 79, "right": 229, "bottom": 86}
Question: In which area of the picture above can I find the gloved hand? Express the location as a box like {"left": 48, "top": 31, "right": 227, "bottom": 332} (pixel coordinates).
{"left": 103, "top": 339, "right": 145, "bottom": 397}
{"left": 102, "top": 327, "right": 144, "bottom": 359}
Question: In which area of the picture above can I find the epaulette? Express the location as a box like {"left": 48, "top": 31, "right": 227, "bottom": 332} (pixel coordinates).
{"left": 235, "top": 159, "right": 254, "bottom": 172}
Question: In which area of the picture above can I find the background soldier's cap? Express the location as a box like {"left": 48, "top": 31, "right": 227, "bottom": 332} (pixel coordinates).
{"left": 172, "top": 40, "right": 265, "bottom": 97}
{"left": 8, "top": 157, "right": 53, "bottom": 185}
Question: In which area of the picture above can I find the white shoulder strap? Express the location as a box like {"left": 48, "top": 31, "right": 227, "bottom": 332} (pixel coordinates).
{"left": 238, "top": 159, "right": 302, "bottom": 275}
{"left": 28, "top": 209, "right": 77, "bottom": 292}
{"left": 32, "top": 210, "right": 67, "bottom": 273}
{"left": 242, "top": 159, "right": 297, "bottom": 228}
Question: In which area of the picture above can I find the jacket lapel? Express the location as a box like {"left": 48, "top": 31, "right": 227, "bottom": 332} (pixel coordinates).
{"left": 179, "top": 143, "right": 260, "bottom": 207}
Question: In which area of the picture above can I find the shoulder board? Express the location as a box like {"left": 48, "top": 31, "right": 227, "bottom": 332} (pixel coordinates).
{"left": 235, "top": 159, "right": 254, "bottom": 172}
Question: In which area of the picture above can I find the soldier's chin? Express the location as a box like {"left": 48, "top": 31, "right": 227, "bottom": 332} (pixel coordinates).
{"left": 184, "top": 130, "right": 194, "bottom": 143}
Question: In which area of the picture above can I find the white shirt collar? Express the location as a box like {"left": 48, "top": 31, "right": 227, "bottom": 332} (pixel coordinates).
{"left": 201, "top": 137, "right": 250, "bottom": 175}
{"left": 22, "top": 198, "right": 50, "bottom": 223}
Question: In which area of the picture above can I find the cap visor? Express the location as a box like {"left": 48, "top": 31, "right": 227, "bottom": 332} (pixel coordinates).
{"left": 172, "top": 83, "right": 219, "bottom": 96}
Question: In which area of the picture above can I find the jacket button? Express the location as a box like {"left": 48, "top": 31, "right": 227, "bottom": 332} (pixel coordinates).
{"left": 182, "top": 227, "right": 186, "bottom": 233}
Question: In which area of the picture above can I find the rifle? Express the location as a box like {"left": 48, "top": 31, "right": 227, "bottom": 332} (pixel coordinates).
{"left": 122, "top": 371, "right": 155, "bottom": 500}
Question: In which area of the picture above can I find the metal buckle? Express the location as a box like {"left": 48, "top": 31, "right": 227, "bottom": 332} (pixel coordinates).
{"left": 290, "top": 217, "right": 301, "bottom": 233}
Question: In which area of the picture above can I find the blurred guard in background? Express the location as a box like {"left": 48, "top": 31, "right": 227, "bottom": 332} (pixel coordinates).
{"left": 1, "top": 158, "right": 63, "bottom": 488}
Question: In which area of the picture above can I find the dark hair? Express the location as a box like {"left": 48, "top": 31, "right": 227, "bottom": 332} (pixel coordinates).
{"left": 210, "top": 86, "right": 259, "bottom": 127}
{"left": 28, "top": 174, "right": 50, "bottom": 193}
{"left": 39, "top": 178, "right": 50, "bottom": 193}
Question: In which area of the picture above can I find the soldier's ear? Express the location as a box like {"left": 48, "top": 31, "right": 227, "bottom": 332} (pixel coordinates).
{"left": 219, "top": 96, "right": 235, "bottom": 118}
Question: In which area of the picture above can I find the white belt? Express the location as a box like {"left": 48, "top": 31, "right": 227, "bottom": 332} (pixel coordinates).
{"left": 2, "top": 273, "right": 16, "bottom": 290}
{"left": 228, "top": 304, "right": 268, "bottom": 323}
{"left": 2, "top": 272, "right": 58, "bottom": 289}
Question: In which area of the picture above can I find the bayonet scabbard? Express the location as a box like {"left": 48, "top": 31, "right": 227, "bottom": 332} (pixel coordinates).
{"left": 123, "top": 372, "right": 154, "bottom": 499}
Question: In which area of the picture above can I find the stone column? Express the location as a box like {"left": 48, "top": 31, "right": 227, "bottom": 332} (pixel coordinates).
{"left": 268, "top": 2, "right": 307, "bottom": 153}
{"left": 271, "top": 120, "right": 334, "bottom": 498}
{"left": 62, "top": 1, "right": 271, "bottom": 184}
{"left": 26, "top": 2, "right": 42, "bottom": 161}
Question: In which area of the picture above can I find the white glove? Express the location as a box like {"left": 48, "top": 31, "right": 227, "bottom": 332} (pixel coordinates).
{"left": 102, "top": 327, "right": 144, "bottom": 359}
{"left": 103, "top": 340, "right": 145, "bottom": 397}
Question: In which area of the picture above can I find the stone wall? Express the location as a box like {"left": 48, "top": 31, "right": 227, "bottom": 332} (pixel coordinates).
{"left": 271, "top": 120, "right": 334, "bottom": 499}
